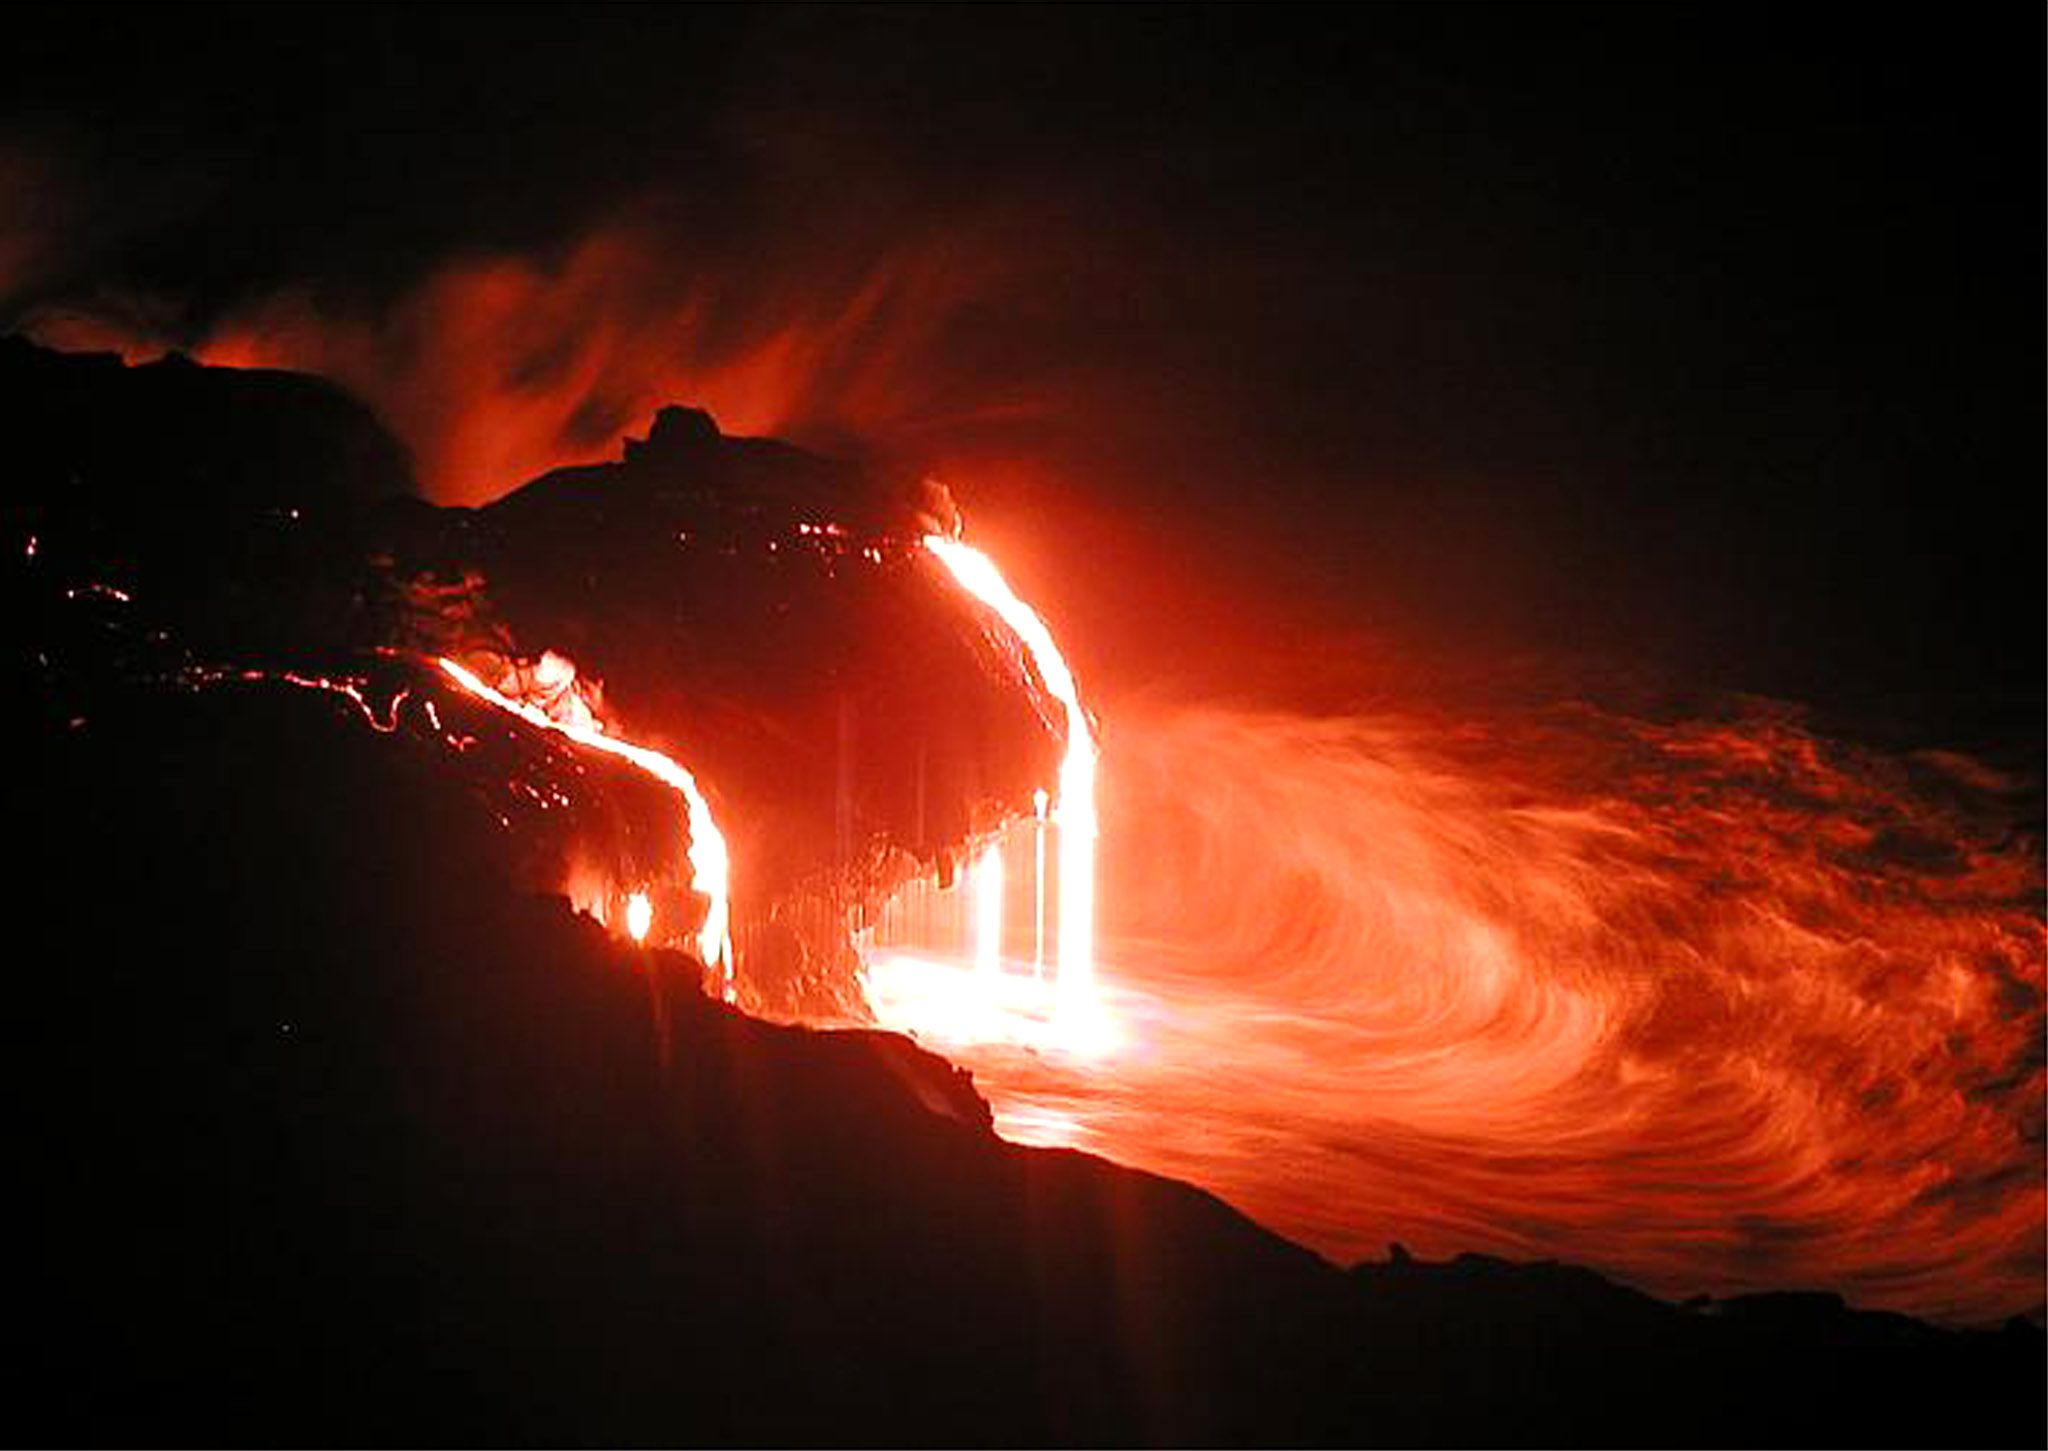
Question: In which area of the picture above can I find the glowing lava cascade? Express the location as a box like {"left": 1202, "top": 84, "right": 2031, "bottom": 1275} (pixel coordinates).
{"left": 924, "top": 535, "right": 1098, "bottom": 1008}
{"left": 437, "top": 653, "right": 734, "bottom": 985}
{"left": 861, "top": 534, "right": 1107, "bottom": 1050}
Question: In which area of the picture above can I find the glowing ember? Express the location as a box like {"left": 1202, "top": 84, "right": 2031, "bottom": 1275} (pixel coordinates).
{"left": 625, "top": 891, "right": 654, "bottom": 944}
{"left": 437, "top": 655, "right": 734, "bottom": 986}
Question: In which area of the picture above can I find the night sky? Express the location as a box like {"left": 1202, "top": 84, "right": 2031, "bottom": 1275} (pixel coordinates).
{"left": 4, "top": 6, "right": 2040, "bottom": 746}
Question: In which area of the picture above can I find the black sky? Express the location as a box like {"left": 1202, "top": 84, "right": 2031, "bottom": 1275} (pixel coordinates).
{"left": 4, "top": 5, "right": 2040, "bottom": 746}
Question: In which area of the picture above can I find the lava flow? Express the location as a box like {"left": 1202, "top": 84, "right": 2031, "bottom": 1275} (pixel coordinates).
{"left": 861, "top": 534, "right": 1110, "bottom": 1054}
{"left": 437, "top": 652, "right": 734, "bottom": 986}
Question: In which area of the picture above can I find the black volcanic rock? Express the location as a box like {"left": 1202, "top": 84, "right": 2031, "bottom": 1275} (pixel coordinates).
{"left": 2, "top": 334, "right": 414, "bottom": 508}
{"left": 12, "top": 666, "right": 2044, "bottom": 1448}
{"left": 459, "top": 405, "right": 1057, "bottom": 961}
{"left": 628, "top": 401, "right": 723, "bottom": 458}
{"left": 5, "top": 337, "right": 415, "bottom": 669}
{"left": 13, "top": 678, "right": 1330, "bottom": 1445}
{"left": 7, "top": 341, "right": 1062, "bottom": 1016}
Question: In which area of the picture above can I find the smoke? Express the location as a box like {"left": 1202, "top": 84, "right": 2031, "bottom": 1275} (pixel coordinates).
{"left": 17, "top": 210, "right": 1075, "bottom": 504}
{"left": 4, "top": 169, "right": 1330, "bottom": 699}
{"left": 956, "top": 692, "right": 2046, "bottom": 1324}
{"left": 0, "top": 143, "right": 59, "bottom": 302}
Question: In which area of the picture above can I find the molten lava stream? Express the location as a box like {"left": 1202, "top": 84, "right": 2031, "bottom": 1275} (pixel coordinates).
{"left": 864, "top": 533, "right": 1112, "bottom": 1053}
{"left": 877, "top": 692, "right": 2045, "bottom": 1327}
{"left": 437, "top": 654, "right": 734, "bottom": 985}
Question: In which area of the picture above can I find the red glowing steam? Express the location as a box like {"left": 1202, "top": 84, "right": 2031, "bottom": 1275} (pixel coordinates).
{"left": 930, "top": 696, "right": 2043, "bottom": 1324}
{"left": 27, "top": 218, "right": 1072, "bottom": 504}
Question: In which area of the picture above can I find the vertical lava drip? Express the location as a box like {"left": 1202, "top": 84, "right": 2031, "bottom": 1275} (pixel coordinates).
{"left": 974, "top": 841, "right": 1004, "bottom": 980}
{"left": 921, "top": 533, "right": 1100, "bottom": 1025}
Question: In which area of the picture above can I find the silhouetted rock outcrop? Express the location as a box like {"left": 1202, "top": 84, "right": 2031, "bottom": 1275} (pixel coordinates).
{"left": 8, "top": 340, "right": 1059, "bottom": 1016}
{"left": 3, "top": 334, "right": 415, "bottom": 507}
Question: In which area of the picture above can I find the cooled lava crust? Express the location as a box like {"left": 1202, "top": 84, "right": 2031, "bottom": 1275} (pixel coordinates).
{"left": 8, "top": 336, "right": 1065, "bottom": 1016}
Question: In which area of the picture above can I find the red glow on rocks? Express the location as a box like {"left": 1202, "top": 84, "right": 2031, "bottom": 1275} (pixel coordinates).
{"left": 438, "top": 653, "right": 734, "bottom": 987}
{"left": 861, "top": 532, "right": 1111, "bottom": 1057}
